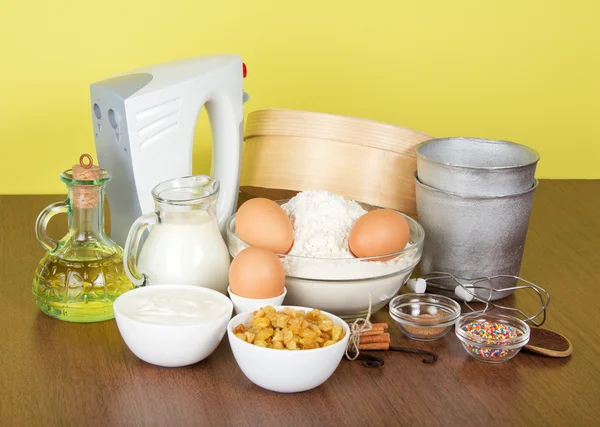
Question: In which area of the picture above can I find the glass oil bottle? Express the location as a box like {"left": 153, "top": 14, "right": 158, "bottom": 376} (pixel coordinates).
{"left": 33, "top": 155, "right": 134, "bottom": 322}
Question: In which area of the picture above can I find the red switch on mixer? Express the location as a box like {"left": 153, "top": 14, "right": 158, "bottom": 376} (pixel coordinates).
{"left": 242, "top": 63, "right": 247, "bottom": 78}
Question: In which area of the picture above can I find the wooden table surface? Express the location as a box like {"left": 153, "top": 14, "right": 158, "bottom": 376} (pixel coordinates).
{"left": 1, "top": 180, "right": 599, "bottom": 427}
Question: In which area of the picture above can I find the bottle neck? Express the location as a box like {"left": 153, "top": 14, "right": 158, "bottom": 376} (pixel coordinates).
{"left": 67, "top": 183, "right": 106, "bottom": 237}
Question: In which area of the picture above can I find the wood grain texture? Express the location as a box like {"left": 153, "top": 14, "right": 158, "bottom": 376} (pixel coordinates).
{"left": 242, "top": 109, "right": 432, "bottom": 218}
{"left": 244, "top": 109, "right": 433, "bottom": 154}
{"left": 241, "top": 135, "right": 419, "bottom": 216}
{"left": 1, "top": 181, "right": 599, "bottom": 427}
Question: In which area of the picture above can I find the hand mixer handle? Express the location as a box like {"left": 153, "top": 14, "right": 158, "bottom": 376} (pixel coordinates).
{"left": 123, "top": 212, "right": 158, "bottom": 287}
{"left": 207, "top": 95, "right": 242, "bottom": 232}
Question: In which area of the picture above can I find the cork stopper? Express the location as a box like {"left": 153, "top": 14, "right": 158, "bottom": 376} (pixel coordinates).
{"left": 72, "top": 154, "right": 101, "bottom": 208}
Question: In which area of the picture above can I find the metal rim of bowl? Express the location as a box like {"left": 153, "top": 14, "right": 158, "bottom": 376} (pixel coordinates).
{"left": 414, "top": 172, "right": 539, "bottom": 200}
{"left": 415, "top": 137, "right": 540, "bottom": 171}
{"left": 388, "top": 293, "right": 461, "bottom": 327}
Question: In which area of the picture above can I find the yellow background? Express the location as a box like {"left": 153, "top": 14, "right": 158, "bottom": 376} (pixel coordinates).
{"left": 1, "top": 0, "right": 598, "bottom": 194}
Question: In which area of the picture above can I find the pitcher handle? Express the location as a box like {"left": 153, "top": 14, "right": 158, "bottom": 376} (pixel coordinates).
{"left": 35, "top": 201, "right": 69, "bottom": 252}
{"left": 123, "top": 213, "right": 158, "bottom": 287}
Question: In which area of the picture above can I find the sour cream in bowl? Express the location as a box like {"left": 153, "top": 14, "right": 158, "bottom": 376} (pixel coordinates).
{"left": 113, "top": 285, "right": 233, "bottom": 367}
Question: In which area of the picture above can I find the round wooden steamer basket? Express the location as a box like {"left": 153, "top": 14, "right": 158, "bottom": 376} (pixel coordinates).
{"left": 241, "top": 109, "right": 433, "bottom": 217}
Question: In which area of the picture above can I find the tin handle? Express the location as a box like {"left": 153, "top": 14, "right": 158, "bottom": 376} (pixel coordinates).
{"left": 123, "top": 213, "right": 158, "bottom": 287}
{"left": 35, "top": 201, "right": 69, "bottom": 252}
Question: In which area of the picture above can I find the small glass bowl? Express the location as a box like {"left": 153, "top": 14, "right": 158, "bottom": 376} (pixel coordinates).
{"left": 389, "top": 293, "right": 461, "bottom": 341}
{"left": 455, "top": 313, "right": 530, "bottom": 363}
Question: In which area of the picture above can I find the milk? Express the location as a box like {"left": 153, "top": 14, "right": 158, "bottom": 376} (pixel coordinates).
{"left": 137, "top": 211, "right": 230, "bottom": 293}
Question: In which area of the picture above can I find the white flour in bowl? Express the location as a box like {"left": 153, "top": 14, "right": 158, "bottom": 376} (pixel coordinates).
{"left": 280, "top": 191, "right": 417, "bottom": 280}
{"left": 281, "top": 190, "right": 365, "bottom": 258}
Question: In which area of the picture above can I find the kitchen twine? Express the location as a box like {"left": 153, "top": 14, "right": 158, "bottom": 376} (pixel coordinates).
{"left": 345, "top": 293, "right": 373, "bottom": 360}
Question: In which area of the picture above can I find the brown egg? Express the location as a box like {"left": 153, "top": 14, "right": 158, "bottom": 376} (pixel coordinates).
{"left": 229, "top": 247, "right": 285, "bottom": 299}
{"left": 349, "top": 209, "right": 410, "bottom": 259}
{"left": 235, "top": 198, "right": 294, "bottom": 253}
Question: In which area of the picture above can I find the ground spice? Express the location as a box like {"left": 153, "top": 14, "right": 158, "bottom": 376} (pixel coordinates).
{"left": 402, "top": 313, "right": 448, "bottom": 337}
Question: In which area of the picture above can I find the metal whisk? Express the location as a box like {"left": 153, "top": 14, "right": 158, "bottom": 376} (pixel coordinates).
{"left": 407, "top": 272, "right": 551, "bottom": 327}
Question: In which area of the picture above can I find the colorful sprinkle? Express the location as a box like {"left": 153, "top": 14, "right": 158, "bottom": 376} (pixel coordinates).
{"left": 461, "top": 321, "right": 524, "bottom": 360}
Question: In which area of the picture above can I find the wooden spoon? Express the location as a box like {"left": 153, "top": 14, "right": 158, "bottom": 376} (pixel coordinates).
{"left": 523, "top": 327, "right": 573, "bottom": 357}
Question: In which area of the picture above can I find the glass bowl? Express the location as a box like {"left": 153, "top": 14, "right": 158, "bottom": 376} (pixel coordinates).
{"left": 389, "top": 293, "right": 461, "bottom": 341}
{"left": 455, "top": 313, "right": 530, "bottom": 363}
{"left": 225, "top": 201, "right": 424, "bottom": 321}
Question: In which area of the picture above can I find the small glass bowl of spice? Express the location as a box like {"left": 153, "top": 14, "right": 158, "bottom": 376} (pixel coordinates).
{"left": 389, "top": 293, "right": 461, "bottom": 341}
{"left": 455, "top": 313, "right": 530, "bottom": 363}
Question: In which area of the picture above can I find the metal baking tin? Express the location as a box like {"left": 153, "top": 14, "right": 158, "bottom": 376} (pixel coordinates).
{"left": 416, "top": 137, "right": 540, "bottom": 197}
{"left": 415, "top": 174, "right": 538, "bottom": 300}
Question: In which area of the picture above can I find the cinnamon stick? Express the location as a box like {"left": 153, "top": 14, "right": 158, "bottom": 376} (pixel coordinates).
{"left": 370, "top": 323, "right": 388, "bottom": 331}
{"left": 359, "top": 328, "right": 385, "bottom": 337}
{"left": 350, "top": 323, "right": 388, "bottom": 334}
{"left": 358, "top": 342, "right": 390, "bottom": 351}
{"left": 359, "top": 333, "right": 390, "bottom": 344}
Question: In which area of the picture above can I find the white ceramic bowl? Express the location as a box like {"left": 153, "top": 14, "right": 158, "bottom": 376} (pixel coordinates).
{"left": 114, "top": 285, "right": 233, "bottom": 368}
{"left": 227, "top": 306, "right": 350, "bottom": 393}
{"left": 227, "top": 286, "right": 287, "bottom": 314}
{"left": 226, "top": 202, "right": 424, "bottom": 321}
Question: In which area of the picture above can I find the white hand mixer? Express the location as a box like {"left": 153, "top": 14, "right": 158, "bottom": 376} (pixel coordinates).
{"left": 90, "top": 54, "right": 247, "bottom": 247}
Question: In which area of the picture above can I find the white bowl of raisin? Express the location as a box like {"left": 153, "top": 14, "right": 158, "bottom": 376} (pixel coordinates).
{"left": 227, "top": 306, "right": 350, "bottom": 393}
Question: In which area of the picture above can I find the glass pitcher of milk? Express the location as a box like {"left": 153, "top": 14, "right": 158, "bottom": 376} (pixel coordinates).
{"left": 123, "top": 175, "right": 230, "bottom": 293}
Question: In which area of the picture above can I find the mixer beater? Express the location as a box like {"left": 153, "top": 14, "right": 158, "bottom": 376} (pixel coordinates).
{"left": 407, "top": 272, "right": 551, "bottom": 327}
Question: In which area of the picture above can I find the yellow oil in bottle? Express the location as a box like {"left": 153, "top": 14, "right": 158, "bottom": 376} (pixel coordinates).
{"left": 33, "top": 249, "right": 133, "bottom": 322}
{"left": 34, "top": 164, "right": 134, "bottom": 322}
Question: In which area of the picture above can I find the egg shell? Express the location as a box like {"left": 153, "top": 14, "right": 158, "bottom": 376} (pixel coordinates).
{"left": 229, "top": 247, "right": 286, "bottom": 299}
{"left": 235, "top": 198, "right": 294, "bottom": 254}
{"left": 348, "top": 209, "right": 410, "bottom": 259}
